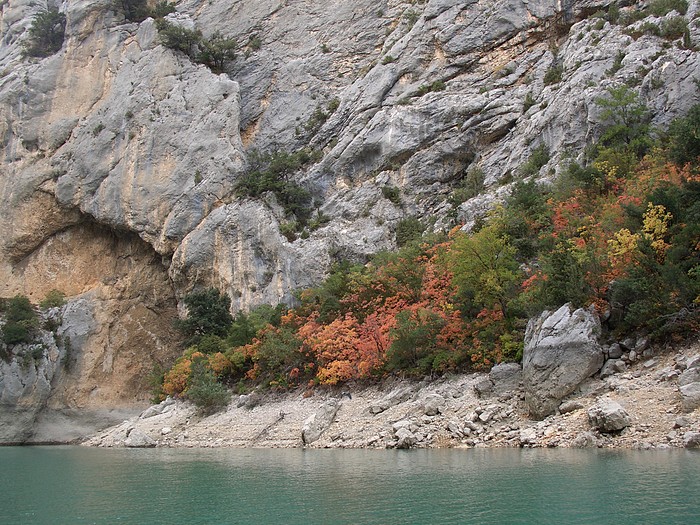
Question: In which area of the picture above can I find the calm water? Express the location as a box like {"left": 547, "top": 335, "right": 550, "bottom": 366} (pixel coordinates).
{"left": 1, "top": 447, "right": 699, "bottom": 524}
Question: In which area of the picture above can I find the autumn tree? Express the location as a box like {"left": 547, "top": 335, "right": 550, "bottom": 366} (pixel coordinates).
{"left": 450, "top": 221, "right": 522, "bottom": 319}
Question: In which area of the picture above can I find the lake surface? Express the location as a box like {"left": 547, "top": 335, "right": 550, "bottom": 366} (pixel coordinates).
{"left": 1, "top": 446, "right": 698, "bottom": 524}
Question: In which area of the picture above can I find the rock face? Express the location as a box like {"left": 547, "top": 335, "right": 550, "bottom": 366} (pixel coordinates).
{"left": 523, "top": 304, "right": 604, "bottom": 419}
{"left": 588, "top": 399, "right": 632, "bottom": 432}
{"left": 0, "top": 330, "right": 62, "bottom": 443}
{"left": 679, "top": 355, "right": 700, "bottom": 412}
{"left": 301, "top": 399, "right": 340, "bottom": 444}
{"left": 1, "top": 0, "right": 700, "bottom": 439}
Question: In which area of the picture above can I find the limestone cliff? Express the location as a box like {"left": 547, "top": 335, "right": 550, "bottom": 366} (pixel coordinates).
{"left": 1, "top": 0, "right": 699, "bottom": 442}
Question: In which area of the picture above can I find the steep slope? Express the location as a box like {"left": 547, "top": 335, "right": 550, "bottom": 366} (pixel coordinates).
{"left": 0, "top": 0, "right": 699, "bottom": 440}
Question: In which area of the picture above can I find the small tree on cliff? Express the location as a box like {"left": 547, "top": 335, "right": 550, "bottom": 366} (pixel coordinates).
{"left": 23, "top": 8, "right": 66, "bottom": 58}
{"left": 177, "top": 288, "right": 233, "bottom": 344}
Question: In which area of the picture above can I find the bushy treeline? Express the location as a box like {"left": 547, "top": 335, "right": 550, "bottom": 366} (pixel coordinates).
{"left": 158, "top": 88, "right": 700, "bottom": 409}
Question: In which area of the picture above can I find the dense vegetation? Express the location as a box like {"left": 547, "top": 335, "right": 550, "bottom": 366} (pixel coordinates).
{"left": 157, "top": 89, "right": 699, "bottom": 409}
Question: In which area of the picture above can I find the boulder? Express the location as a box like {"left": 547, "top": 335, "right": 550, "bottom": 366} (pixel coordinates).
{"left": 559, "top": 400, "right": 584, "bottom": 414}
{"left": 369, "top": 385, "right": 416, "bottom": 415}
{"left": 683, "top": 432, "right": 700, "bottom": 448}
{"left": 607, "top": 344, "right": 623, "bottom": 359}
{"left": 124, "top": 429, "right": 156, "bottom": 448}
{"left": 301, "top": 399, "right": 340, "bottom": 445}
{"left": 678, "top": 366, "right": 700, "bottom": 387}
{"left": 395, "top": 427, "right": 418, "bottom": 449}
{"left": 473, "top": 377, "right": 494, "bottom": 398}
{"left": 422, "top": 394, "right": 446, "bottom": 416}
{"left": 519, "top": 427, "right": 538, "bottom": 446}
{"left": 523, "top": 304, "right": 605, "bottom": 419}
{"left": 489, "top": 362, "right": 522, "bottom": 395}
{"left": 571, "top": 431, "right": 599, "bottom": 448}
{"left": 587, "top": 399, "right": 632, "bottom": 432}
{"left": 140, "top": 397, "right": 176, "bottom": 419}
{"left": 679, "top": 383, "right": 700, "bottom": 413}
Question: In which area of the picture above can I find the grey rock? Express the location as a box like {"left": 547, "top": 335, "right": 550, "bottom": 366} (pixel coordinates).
{"left": 686, "top": 355, "right": 700, "bottom": 370}
{"left": 559, "top": 400, "right": 584, "bottom": 414}
{"left": 673, "top": 416, "right": 690, "bottom": 429}
{"left": 447, "top": 421, "right": 463, "bottom": 437}
{"left": 679, "top": 382, "right": 700, "bottom": 413}
{"left": 683, "top": 432, "right": 700, "bottom": 448}
{"left": 523, "top": 304, "right": 604, "bottom": 419}
{"left": 302, "top": 399, "right": 340, "bottom": 445}
{"left": 124, "top": 429, "right": 156, "bottom": 448}
{"left": 519, "top": 427, "right": 538, "bottom": 445}
{"left": 489, "top": 362, "right": 522, "bottom": 395}
{"left": 679, "top": 367, "right": 700, "bottom": 387}
{"left": 392, "top": 420, "right": 417, "bottom": 434}
{"left": 140, "top": 397, "right": 176, "bottom": 419}
{"left": 600, "top": 360, "right": 618, "bottom": 379}
{"left": 607, "top": 344, "right": 623, "bottom": 360}
{"left": 587, "top": 399, "right": 632, "bottom": 432}
{"left": 473, "top": 377, "right": 494, "bottom": 398}
{"left": 237, "top": 393, "right": 261, "bottom": 410}
{"left": 642, "top": 358, "right": 657, "bottom": 369}
{"left": 369, "top": 385, "right": 416, "bottom": 415}
{"left": 571, "top": 431, "right": 599, "bottom": 448}
{"left": 620, "top": 338, "right": 636, "bottom": 352}
{"left": 395, "top": 427, "right": 418, "bottom": 449}
{"left": 423, "top": 394, "right": 446, "bottom": 416}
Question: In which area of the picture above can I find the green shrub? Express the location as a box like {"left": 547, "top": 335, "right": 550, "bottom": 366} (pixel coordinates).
{"left": 248, "top": 35, "right": 262, "bottom": 51}
{"left": 197, "top": 31, "right": 237, "bottom": 73}
{"left": 279, "top": 221, "right": 298, "bottom": 242}
{"left": 186, "top": 359, "right": 231, "bottom": 414}
{"left": 449, "top": 168, "right": 485, "bottom": 207}
{"left": 1, "top": 295, "right": 38, "bottom": 347}
{"left": 594, "top": 86, "right": 651, "bottom": 160}
{"left": 151, "top": 1, "right": 176, "bottom": 18}
{"left": 660, "top": 16, "right": 689, "bottom": 40}
{"left": 417, "top": 80, "right": 446, "bottom": 96}
{"left": 40, "top": 289, "right": 66, "bottom": 309}
{"left": 386, "top": 308, "right": 445, "bottom": 375}
{"left": 382, "top": 185, "right": 402, "bottom": 206}
{"left": 117, "top": 0, "right": 149, "bottom": 22}
{"left": 667, "top": 104, "right": 700, "bottom": 166}
{"left": 543, "top": 64, "right": 563, "bottom": 85}
{"left": 520, "top": 144, "right": 550, "bottom": 176}
{"left": 395, "top": 217, "right": 425, "bottom": 247}
{"left": 523, "top": 92, "right": 536, "bottom": 112}
{"left": 648, "top": 0, "right": 688, "bottom": 16}
{"left": 404, "top": 10, "right": 419, "bottom": 27}
{"left": 606, "top": 51, "right": 625, "bottom": 76}
{"left": 156, "top": 19, "right": 202, "bottom": 57}
{"left": 24, "top": 8, "right": 66, "bottom": 58}
{"left": 235, "top": 149, "right": 317, "bottom": 224}
{"left": 177, "top": 288, "right": 233, "bottom": 344}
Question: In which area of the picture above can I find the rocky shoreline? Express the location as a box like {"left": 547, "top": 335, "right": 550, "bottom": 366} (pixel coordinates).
{"left": 83, "top": 338, "right": 700, "bottom": 451}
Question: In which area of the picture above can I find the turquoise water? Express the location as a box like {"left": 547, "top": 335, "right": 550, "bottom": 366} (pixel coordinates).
{"left": 1, "top": 447, "right": 699, "bottom": 524}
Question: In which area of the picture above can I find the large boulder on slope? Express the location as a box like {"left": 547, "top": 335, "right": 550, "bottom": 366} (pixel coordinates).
{"left": 301, "top": 399, "right": 340, "bottom": 445}
{"left": 523, "top": 304, "right": 604, "bottom": 419}
{"left": 587, "top": 399, "right": 632, "bottom": 432}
